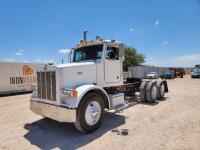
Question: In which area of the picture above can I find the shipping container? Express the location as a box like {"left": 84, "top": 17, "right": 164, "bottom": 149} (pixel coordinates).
{"left": 128, "top": 65, "right": 170, "bottom": 79}
{"left": 0, "top": 62, "right": 45, "bottom": 94}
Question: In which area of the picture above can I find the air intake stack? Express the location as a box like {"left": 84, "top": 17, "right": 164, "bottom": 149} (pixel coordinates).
{"left": 83, "top": 29, "right": 87, "bottom": 41}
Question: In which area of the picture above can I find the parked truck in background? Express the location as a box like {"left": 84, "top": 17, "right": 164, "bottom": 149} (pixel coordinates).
{"left": 30, "top": 32, "right": 168, "bottom": 133}
{"left": 160, "top": 71, "right": 175, "bottom": 79}
{"left": 0, "top": 62, "right": 44, "bottom": 95}
{"left": 169, "top": 68, "right": 184, "bottom": 78}
{"left": 191, "top": 64, "right": 200, "bottom": 78}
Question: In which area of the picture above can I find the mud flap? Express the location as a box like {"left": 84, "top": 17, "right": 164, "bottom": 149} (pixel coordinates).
{"left": 162, "top": 80, "right": 168, "bottom": 93}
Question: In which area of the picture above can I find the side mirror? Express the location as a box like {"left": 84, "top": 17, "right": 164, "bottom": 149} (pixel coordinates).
{"left": 121, "top": 56, "right": 125, "bottom": 61}
{"left": 119, "top": 44, "right": 125, "bottom": 57}
{"left": 69, "top": 49, "right": 73, "bottom": 63}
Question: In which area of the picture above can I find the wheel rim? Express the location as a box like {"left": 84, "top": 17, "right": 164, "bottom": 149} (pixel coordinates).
{"left": 160, "top": 84, "right": 165, "bottom": 97}
{"left": 85, "top": 101, "right": 101, "bottom": 126}
{"left": 151, "top": 85, "right": 157, "bottom": 100}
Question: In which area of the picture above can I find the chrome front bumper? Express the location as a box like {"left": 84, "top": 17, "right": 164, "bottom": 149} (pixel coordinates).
{"left": 30, "top": 100, "right": 76, "bottom": 122}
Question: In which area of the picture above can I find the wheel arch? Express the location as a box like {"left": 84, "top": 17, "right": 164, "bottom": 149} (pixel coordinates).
{"left": 75, "top": 85, "right": 110, "bottom": 109}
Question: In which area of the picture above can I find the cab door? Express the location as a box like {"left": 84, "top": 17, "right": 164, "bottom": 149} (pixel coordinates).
{"left": 104, "top": 46, "right": 121, "bottom": 83}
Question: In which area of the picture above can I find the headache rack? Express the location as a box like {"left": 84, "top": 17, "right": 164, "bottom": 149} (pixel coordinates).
{"left": 37, "top": 71, "right": 56, "bottom": 101}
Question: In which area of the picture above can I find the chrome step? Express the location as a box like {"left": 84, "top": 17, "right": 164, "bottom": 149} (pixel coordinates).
{"left": 109, "top": 93, "right": 125, "bottom": 110}
{"left": 113, "top": 103, "right": 126, "bottom": 111}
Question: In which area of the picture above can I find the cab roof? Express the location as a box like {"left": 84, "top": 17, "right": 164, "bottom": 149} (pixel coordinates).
{"left": 74, "top": 39, "right": 123, "bottom": 50}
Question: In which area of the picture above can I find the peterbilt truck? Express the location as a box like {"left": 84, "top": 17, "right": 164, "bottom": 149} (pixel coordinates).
{"left": 30, "top": 32, "right": 168, "bottom": 133}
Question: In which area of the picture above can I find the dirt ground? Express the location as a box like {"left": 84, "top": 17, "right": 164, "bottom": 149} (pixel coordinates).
{"left": 0, "top": 75, "right": 200, "bottom": 150}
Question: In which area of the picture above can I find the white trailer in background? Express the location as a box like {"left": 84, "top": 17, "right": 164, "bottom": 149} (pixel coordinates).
{"left": 128, "top": 66, "right": 170, "bottom": 79}
{"left": 0, "top": 62, "right": 45, "bottom": 95}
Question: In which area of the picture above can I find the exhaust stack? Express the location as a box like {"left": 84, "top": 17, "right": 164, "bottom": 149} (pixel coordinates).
{"left": 83, "top": 29, "right": 87, "bottom": 41}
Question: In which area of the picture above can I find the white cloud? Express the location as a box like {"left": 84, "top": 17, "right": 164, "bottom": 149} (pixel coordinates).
{"left": 58, "top": 49, "right": 71, "bottom": 55}
{"left": 15, "top": 49, "right": 24, "bottom": 56}
{"left": 43, "top": 59, "right": 56, "bottom": 64}
{"left": 148, "top": 57, "right": 155, "bottom": 61}
{"left": 145, "top": 57, "right": 156, "bottom": 65}
{"left": 129, "top": 28, "right": 134, "bottom": 32}
{"left": 15, "top": 52, "right": 23, "bottom": 56}
{"left": 34, "top": 58, "right": 56, "bottom": 64}
{"left": 162, "top": 41, "right": 168, "bottom": 45}
{"left": 170, "top": 53, "right": 200, "bottom": 67}
{"left": 129, "top": 26, "right": 144, "bottom": 33}
{"left": 22, "top": 60, "right": 27, "bottom": 63}
{"left": 154, "top": 20, "right": 159, "bottom": 26}
{"left": 4, "top": 58, "right": 16, "bottom": 62}
{"left": 18, "top": 49, "right": 24, "bottom": 52}
{"left": 34, "top": 58, "right": 41, "bottom": 62}
{"left": 173, "top": 53, "right": 200, "bottom": 62}
{"left": 145, "top": 53, "right": 200, "bottom": 67}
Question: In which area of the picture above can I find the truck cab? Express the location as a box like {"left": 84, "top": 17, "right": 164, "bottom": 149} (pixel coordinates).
{"left": 31, "top": 33, "right": 168, "bottom": 133}
{"left": 72, "top": 38, "right": 125, "bottom": 87}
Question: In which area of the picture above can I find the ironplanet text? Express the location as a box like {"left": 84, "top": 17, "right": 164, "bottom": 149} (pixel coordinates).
{"left": 10, "top": 76, "right": 37, "bottom": 85}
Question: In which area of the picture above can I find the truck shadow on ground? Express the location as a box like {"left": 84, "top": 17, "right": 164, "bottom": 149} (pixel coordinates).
{"left": 24, "top": 112, "right": 125, "bottom": 150}
{"left": 113, "top": 95, "right": 169, "bottom": 113}
{"left": 23, "top": 95, "right": 168, "bottom": 150}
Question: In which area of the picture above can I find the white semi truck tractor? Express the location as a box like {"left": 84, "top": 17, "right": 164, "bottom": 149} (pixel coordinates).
{"left": 30, "top": 32, "right": 168, "bottom": 133}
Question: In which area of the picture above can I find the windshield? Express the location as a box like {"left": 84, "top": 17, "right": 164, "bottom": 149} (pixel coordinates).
{"left": 165, "top": 71, "right": 172, "bottom": 74}
{"left": 193, "top": 68, "right": 200, "bottom": 73}
{"left": 73, "top": 44, "right": 103, "bottom": 62}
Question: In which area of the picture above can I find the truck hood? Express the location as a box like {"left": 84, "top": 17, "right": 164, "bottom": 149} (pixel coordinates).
{"left": 56, "top": 62, "right": 95, "bottom": 68}
{"left": 55, "top": 62, "right": 97, "bottom": 89}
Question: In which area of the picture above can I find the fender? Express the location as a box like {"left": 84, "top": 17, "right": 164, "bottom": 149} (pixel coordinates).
{"left": 75, "top": 84, "right": 111, "bottom": 109}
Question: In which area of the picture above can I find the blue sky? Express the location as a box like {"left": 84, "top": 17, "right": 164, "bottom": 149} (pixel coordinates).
{"left": 0, "top": 0, "right": 200, "bottom": 67}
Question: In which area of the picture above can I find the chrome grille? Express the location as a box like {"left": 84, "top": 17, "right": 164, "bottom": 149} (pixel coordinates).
{"left": 37, "top": 71, "right": 56, "bottom": 101}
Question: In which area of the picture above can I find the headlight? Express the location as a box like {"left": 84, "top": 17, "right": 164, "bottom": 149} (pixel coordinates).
{"left": 62, "top": 89, "right": 78, "bottom": 97}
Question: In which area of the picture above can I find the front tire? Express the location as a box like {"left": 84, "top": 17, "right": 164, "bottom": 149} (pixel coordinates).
{"left": 75, "top": 92, "right": 105, "bottom": 133}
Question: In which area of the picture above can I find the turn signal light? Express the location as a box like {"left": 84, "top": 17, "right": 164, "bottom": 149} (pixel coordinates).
{"left": 73, "top": 90, "right": 78, "bottom": 97}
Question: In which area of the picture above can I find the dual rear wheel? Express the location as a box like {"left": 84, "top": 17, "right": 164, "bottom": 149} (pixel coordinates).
{"left": 140, "top": 80, "right": 166, "bottom": 103}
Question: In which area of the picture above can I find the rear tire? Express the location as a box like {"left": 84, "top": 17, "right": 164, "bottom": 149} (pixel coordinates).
{"left": 146, "top": 81, "right": 157, "bottom": 103}
{"left": 156, "top": 80, "right": 165, "bottom": 99}
{"left": 139, "top": 81, "right": 150, "bottom": 102}
{"left": 75, "top": 92, "right": 105, "bottom": 133}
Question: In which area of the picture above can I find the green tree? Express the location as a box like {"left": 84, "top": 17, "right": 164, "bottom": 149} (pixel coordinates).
{"left": 123, "top": 46, "right": 145, "bottom": 71}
